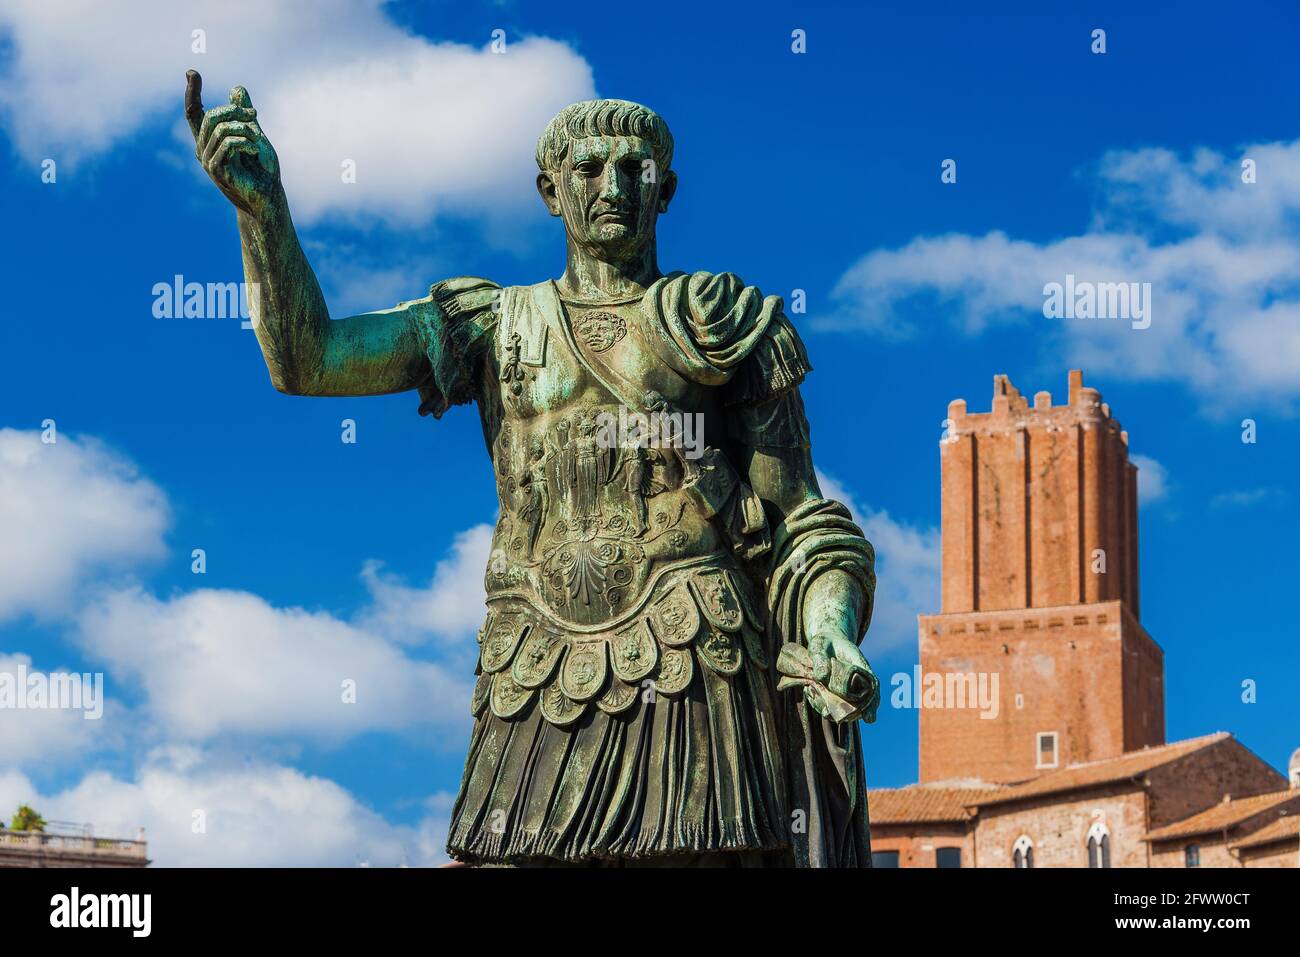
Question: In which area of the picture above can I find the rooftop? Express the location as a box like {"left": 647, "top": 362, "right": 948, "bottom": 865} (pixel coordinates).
{"left": 1144, "top": 788, "right": 1300, "bottom": 842}
{"left": 1229, "top": 813, "right": 1300, "bottom": 852}
{"left": 869, "top": 782, "right": 1004, "bottom": 824}
{"left": 963, "top": 733, "right": 1231, "bottom": 809}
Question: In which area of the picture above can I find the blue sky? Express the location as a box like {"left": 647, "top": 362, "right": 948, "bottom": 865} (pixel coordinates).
{"left": 1, "top": 0, "right": 1297, "bottom": 865}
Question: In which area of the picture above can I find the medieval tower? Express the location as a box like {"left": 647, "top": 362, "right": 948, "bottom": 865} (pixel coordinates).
{"left": 918, "top": 370, "right": 1165, "bottom": 784}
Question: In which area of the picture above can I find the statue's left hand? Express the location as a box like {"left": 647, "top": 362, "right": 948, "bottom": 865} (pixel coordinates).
{"left": 809, "top": 635, "right": 880, "bottom": 724}
{"left": 777, "top": 636, "right": 880, "bottom": 724}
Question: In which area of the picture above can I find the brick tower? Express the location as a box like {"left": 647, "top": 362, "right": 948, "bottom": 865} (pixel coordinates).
{"left": 917, "top": 370, "right": 1165, "bottom": 784}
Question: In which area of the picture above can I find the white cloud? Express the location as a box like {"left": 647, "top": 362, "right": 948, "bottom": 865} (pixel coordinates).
{"left": 75, "top": 586, "right": 473, "bottom": 742}
{"left": 261, "top": 34, "right": 594, "bottom": 225}
{"left": 0, "top": 653, "right": 125, "bottom": 765}
{"left": 1129, "top": 453, "right": 1169, "bottom": 505}
{"left": 358, "top": 524, "right": 493, "bottom": 645}
{"left": 0, "top": 748, "right": 453, "bottom": 866}
{"left": 816, "top": 471, "right": 940, "bottom": 654}
{"left": 0, "top": 421, "right": 483, "bottom": 746}
{"left": 0, "top": 422, "right": 489, "bottom": 863}
{"left": 0, "top": 0, "right": 596, "bottom": 225}
{"left": 1210, "top": 486, "right": 1285, "bottom": 509}
{"left": 824, "top": 139, "right": 1300, "bottom": 409}
{"left": 1091, "top": 143, "right": 1300, "bottom": 241}
{"left": 0, "top": 429, "right": 169, "bottom": 622}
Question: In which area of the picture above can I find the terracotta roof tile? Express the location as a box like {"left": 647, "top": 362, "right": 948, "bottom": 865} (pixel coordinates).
{"left": 1144, "top": 789, "right": 1300, "bottom": 842}
{"left": 869, "top": 783, "right": 1003, "bottom": 824}
{"left": 963, "top": 733, "right": 1231, "bottom": 809}
{"left": 1229, "top": 812, "right": 1300, "bottom": 851}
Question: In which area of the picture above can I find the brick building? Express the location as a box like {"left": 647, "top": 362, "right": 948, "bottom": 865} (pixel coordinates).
{"left": 869, "top": 371, "right": 1297, "bottom": 868}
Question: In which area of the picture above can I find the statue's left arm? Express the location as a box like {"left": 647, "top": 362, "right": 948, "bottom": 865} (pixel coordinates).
{"left": 728, "top": 386, "right": 880, "bottom": 724}
{"left": 644, "top": 270, "right": 879, "bottom": 865}
{"left": 644, "top": 271, "right": 878, "bottom": 720}
{"left": 718, "top": 300, "right": 880, "bottom": 868}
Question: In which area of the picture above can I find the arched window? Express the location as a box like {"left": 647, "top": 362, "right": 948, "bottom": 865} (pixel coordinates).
{"left": 1012, "top": 835, "right": 1034, "bottom": 868}
{"left": 1087, "top": 821, "right": 1111, "bottom": 868}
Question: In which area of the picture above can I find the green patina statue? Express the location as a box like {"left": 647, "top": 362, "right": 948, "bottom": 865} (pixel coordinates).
{"left": 185, "top": 71, "right": 880, "bottom": 867}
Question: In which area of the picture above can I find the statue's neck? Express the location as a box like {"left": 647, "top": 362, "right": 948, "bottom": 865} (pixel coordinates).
{"left": 557, "top": 241, "right": 661, "bottom": 302}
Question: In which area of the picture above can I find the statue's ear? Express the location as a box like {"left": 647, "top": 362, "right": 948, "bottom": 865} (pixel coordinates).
{"left": 658, "top": 170, "right": 678, "bottom": 214}
{"left": 536, "top": 171, "right": 562, "bottom": 217}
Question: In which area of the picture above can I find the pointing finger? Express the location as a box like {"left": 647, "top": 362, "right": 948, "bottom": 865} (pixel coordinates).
{"left": 184, "top": 70, "right": 204, "bottom": 139}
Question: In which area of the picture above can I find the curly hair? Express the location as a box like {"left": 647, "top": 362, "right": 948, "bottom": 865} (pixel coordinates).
{"left": 535, "top": 99, "right": 674, "bottom": 174}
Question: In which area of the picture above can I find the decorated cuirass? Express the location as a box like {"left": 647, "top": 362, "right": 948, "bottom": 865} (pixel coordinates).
{"left": 471, "top": 281, "right": 769, "bottom": 728}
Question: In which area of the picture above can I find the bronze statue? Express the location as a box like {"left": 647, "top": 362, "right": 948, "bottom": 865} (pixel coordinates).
{"left": 185, "top": 71, "right": 880, "bottom": 867}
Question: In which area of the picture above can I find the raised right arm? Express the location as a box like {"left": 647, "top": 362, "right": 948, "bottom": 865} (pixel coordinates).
{"left": 234, "top": 199, "right": 428, "bottom": 396}
{"left": 186, "top": 71, "right": 426, "bottom": 397}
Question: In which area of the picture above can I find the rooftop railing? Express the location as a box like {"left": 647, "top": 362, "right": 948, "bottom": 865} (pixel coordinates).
{"left": 0, "top": 828, "right": 147, "bottom": 859}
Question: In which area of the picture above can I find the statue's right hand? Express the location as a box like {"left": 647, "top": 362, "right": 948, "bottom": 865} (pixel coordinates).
{"left": 185, "top": 71, "right": 281, "bottom": 218}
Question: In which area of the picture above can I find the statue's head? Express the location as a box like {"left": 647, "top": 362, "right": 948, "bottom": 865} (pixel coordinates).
{"left": 535, "top": 99, "right": 677, "bottom": 263}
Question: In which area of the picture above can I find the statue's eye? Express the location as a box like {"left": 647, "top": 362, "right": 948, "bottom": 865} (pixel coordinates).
{"left": 574, "top": 160, "right": 601, "bottom": 176}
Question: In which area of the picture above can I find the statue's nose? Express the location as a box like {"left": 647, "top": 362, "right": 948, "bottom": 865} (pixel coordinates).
{"left": 599, "top": 167, "right": 629, "bottom": 203}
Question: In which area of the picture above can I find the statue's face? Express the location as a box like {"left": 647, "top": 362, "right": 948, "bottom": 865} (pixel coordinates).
{"left": 537, "top": 134, "right": 676, "bottom": 263}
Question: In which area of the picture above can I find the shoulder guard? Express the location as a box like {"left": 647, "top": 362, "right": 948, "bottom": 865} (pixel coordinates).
{"left": 411, "top": 277, "right": 501, "bottom": 418}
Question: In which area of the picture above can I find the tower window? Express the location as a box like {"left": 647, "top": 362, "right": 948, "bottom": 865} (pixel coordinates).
{"left": 872, "top": 850, "right": 899, "bottom": 868}
{"left": 1036, "top": 731, "right": 1059, "bottom": 769}
{"left": 936, "top": 847, "right": 962, "bottom": 868}
{"left": 1185, "top": 844, "right": 1200, "bottom": 868}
